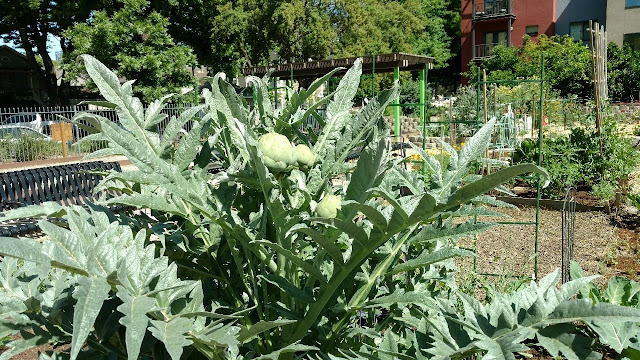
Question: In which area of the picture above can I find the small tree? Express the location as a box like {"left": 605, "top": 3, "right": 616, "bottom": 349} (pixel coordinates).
{"left": 65, "top": 0, "right": 196, "bottom": 103}
{"left": 466, "top": 35, "right": 592, "bottom": 99}
{"left": 607, "top": 42, "right": 640, "bottom": 102}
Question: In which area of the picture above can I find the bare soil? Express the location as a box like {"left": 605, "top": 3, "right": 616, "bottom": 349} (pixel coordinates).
{"left": 457, "top": 205, "right": 637, "bottom": 288}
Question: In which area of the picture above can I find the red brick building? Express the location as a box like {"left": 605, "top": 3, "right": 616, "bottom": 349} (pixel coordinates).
{"left": 461, "top": 0, "right": 557, "bottom": 81}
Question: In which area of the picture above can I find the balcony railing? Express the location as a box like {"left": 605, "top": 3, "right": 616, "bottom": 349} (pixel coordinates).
{"left": 474, "top": 42, "right": 508, "bottom": 59}
{"left": 473, "top": 0, "right": 513, "bottom": 20}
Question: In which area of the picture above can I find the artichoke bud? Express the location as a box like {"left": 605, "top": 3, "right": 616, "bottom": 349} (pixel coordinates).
{"left": 315, "top": 194, "right": 342, "bottom": 218}
{"left": 295, "top": 144, "right": 315, "bottom": 168}
{"left": 258, "top": 132, "right": 297, "bottom": 172}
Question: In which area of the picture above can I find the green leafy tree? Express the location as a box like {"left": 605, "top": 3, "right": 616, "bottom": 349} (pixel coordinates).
{"left": 607, "top": 42, "right": 640, "bottom": 102}
{"left": 65, "top": 0, "right": 196, "bottom": 102}
{"left": 0, "top": 0, "right": 109, "bottom": 105}
{"left": 147, "top": 0, "right": 336, "bottom": 76}
{"left": 330, "top": 0, "right": 455, "bottom": 69}
{"left": 468, "top": 35, "right": 592, "bottom": 98}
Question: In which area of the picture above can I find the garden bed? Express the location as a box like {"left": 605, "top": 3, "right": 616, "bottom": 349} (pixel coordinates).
{"left": 457, "top": 205, "right": 636, "bottom": 287}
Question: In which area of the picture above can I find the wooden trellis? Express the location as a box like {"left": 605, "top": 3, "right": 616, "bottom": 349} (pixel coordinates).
{"left": 590, "top": 21, "right": 607, "bottom": 133}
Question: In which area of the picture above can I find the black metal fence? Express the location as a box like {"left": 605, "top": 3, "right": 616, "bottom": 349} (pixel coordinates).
{"left": 0, "top": 104, "right": 197, "bottom": 164}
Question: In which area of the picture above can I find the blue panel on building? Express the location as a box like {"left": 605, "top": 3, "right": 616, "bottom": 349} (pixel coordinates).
{"left": 627, "top": 0, "right": 640, "bottom": 8}
{"left": 555, "top": 0, "right": 607, "bottom": 40}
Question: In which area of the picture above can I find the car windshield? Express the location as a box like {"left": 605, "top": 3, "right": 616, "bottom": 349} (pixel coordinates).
{"left": 2, "top": 114, "right": 37, "bottom": 124}
{"left": 0, "top": 127, "right": 43, "bottom": 139}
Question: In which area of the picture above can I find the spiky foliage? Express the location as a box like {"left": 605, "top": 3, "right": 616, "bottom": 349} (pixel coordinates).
{"left": 0, "top": 55, "right": 637, "bottom": 359}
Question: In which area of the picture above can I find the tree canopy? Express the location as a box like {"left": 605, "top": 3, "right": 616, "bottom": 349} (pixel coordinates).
{"left": 2, "top": 0, "right": 462, "bottom": 102}
{"left": 467, "top": 35, "right": 593, "bottom": 99}
{"left": 0, "top": 0, "right": 108, "bottom": 105}
{"left": 607, "top": 42, "right": 640, "bottom": 102}
{"left": 65, "top": 0, "right": 197, "bottom": 103}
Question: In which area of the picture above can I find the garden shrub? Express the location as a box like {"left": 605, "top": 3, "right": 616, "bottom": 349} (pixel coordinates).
{"left": 513, "top": 118, "right": 640, "bottom": 200}
{"left": 13, "top": 135, "right": 62, "bottom": 162}
{"left": 0, "top": 56, "right": 638, "bottom": 359}
{"left": 71, "top": 138, "right": 109, "bottom": 154}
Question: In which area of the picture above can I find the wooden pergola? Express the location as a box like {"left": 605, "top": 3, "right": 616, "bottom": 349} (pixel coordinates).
{"left": 242, "top": 53, "right": 433, "bottom": 80}
{"left": 242, "top": 53, "right": 434, "bottom": 141}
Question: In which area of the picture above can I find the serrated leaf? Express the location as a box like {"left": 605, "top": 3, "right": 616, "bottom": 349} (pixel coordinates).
{"left": 144, "top": 94, "right": 173, "bottom": 128}
{"left": 342, "top": 201, "right": 388, "bottom": 230}
{"left": 237, "top": 319, "right": 296, "bottom": 343}
{"left": 345, "top": 138, "right": 387, "bottom": 206}
{"left": 254, "top": 343, "right": 318, "bottom": 360}
{"left": 438, "top": 164, "right": 549, "bottom": 213}
{"left": 39, "top": 221, "right": 88, "bottom": 275}
{"left": 116, "top": 287, "right": 156, "bottom": 360}
{"left": 160, "top": 106, "right": 205, "bottom": 148}
{"left": 436, "top": 119, "right": 498, "bottom": 200}
{"left": 70, "top": 276, "right": 111, "bottom": 360}
{"left": 291, "top": 226, "right": 344, "bottom": 266}
{"left": 408, "top": 220, "right": 495, "bottom": 246}
{"left": 0, "top": 328, "right": 57, "bottom": 360}
{"left": 173, "top": 119, "right": 205, "bottom": 170}
{"left": 260, "top": 274, "right": 314, "bottom": 304}
{"left": 546, "top": 299, "right": 640, "bottom": 325}
{"left": 537, "top": 326, "right": 600, "bottom": 360}
{"left": 313, "top": 218, "right": 369, "bottom": 257}
{"left": 407, "top": 142, "right": 443, "bottom": 187}
{"left": 149, "top": 317, "right": 194, "bottom": 360}
{"left": 604, "top": 277, "right": 629, "bottom": 305}
{"left": 246, "top": 76, "right": 273, "bottom": 121}
{"left": 82, "top": 55, "right": 156, "bottom": 155}
{"left": 0, "top": 237, "right": 48, "bottom": 264}
{"left": 253, "top": 240, "right": 326, "bottom": 284}
{"left": 0, "top": 202, "right": 68, "bottom": 222}
{"left": 389, "top": 247, "right": 474, "bottom": 275}
{"left": 589, "top": 321, "right": 639, "bottom": 353}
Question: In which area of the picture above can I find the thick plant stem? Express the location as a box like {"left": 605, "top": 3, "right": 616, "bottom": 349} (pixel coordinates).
{"left": 322, "top": 226, "right": 416, "bottom": 353}
{"left": 286, "top": 164, "right": 548, "bottom": 346}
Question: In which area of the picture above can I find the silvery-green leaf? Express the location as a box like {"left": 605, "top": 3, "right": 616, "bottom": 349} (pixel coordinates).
{"left": 116, "top": 287, "right": 156, "bottom": 360}
{"left": 70, "top": 276, "right": 111, "bottom": 360}
{"left": 149, "top": 317, "right": 194, "bottom": 360}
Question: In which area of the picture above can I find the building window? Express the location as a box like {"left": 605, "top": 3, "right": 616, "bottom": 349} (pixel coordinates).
{"left": 570, "top": 21, "right": 591, "bottom": 43}
{"left": 626, "top": 0, "right": 640, "bottom": 8}
{"left": 526, "top": 25, "right": 539, "bottom": 37}
{"left": 624, "top": 33, "right": 640, "bottom": 51}
{"left": 484, "top": 31, "right": 508, "bottom": 45}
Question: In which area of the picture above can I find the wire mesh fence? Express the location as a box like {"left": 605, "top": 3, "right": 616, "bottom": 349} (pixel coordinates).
{"left": 0, "top": 104, "right": 199, "bottom": 164}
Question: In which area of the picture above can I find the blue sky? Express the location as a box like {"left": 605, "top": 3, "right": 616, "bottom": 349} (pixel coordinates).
{"left": 1, "top": 35, "right": 63, "bottom": 60}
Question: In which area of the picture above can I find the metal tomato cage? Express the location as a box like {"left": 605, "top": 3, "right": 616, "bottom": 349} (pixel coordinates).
{"left": 562, "top": 187, "right": 577, "bottom": 284}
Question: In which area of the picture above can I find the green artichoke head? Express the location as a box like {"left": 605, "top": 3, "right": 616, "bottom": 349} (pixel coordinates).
{"left": 315, "top": 194, "right": 342, "bottom": 218}
{"left": 295, "top": 144, "right": 315, "bottom": 168}
{"left": 258, "top": 132, "right": 297, "bottom": 172}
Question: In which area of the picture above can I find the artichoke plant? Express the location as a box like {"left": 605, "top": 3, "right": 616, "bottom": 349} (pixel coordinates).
{"left": 259, "top": 132, "right": 298, "bottom": 172}
{"left": 0, "top": 55, "right": 638, "bottom": 360}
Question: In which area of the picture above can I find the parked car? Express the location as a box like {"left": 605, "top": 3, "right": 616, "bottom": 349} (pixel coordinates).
{"left": 0, "top": 113, "right": 55, "bottom": 135}
{"left": 0, "top": 125, "right": 52, "bottom": 141}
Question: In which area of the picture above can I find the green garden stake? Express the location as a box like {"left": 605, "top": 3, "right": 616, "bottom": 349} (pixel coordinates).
{"left": 394, "top": 66, "right": 400, "bottom": 142}
{"left": 371, "top": 54, "right": 376, "bottom": 97}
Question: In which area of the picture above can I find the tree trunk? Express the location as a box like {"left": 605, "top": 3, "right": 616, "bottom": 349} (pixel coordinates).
{"left": 19, "top": 27, "right": 61, "bottom": 106}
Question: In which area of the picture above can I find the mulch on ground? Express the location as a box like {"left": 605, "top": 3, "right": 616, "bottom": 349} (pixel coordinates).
{"left": 457, "top": 204, "right": 639, "bottom": 288}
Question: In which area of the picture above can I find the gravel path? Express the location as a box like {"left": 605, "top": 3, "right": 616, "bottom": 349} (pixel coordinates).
{"left": 457, "top": 206, "right": 619, "bottom": 285}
